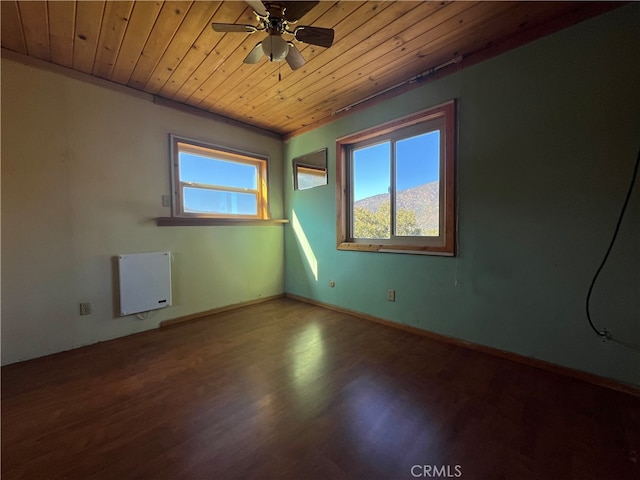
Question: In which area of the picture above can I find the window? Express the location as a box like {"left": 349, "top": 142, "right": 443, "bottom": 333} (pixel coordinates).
{"left": 336, "top": 100, "right": 456, "bottom": 255}
{"left": 170, "top": 135, "right": 269, "bottom": 219}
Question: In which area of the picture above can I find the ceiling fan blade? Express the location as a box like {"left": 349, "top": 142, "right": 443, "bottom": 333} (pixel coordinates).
{"left": 285, "top": 43, "right": 306, "bottom": 70}
{"left": 295, "top": 26, "right": 334, "bottom": 48}
{"left": 212, "top": 23, "right": 256, "bottom": 33}
{"left": 281, "top": 1, "right": 319, "bottom": 22}
{"left": 245, "top": 0, "right": 268, "bottom": 16}
{"left": 244, "top": 42, "right": 264, "bottom": 64}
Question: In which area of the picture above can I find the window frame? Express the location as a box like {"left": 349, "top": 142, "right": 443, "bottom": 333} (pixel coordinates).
{"left": 170, "top": 134, "right": 270, "bottom": 220}
{"left": 336, "top": 100, "right": 456, "bottom": 256}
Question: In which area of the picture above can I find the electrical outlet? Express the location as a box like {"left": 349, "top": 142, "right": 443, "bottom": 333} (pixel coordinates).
{"left": 387, "top": 289, "right": 395, "bottom": 302}
{"left": 80, "top": 302, "right": 92, "bottom": 315}
{"left": 162, "top": 195, "right": 171, "bottom": 207}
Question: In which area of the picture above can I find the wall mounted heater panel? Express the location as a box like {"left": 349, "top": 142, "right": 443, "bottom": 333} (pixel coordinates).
{"left": 118, "top": 252, "right": 172, "bottom": 316}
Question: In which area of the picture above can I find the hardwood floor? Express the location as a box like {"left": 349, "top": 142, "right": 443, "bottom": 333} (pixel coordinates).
{"left": 2, "top": 298, "right": 638, "bottom": 479}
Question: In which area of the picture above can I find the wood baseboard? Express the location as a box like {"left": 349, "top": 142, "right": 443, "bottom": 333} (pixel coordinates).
{"left": 285, "top": 293, "right": 640, "bottom": 397}
{"left": 160, "top": 294, "right": 285, "bottom": 328}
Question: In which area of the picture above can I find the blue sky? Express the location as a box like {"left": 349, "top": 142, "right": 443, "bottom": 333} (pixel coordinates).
{"left": 178, "top": 130, "right": 440, "bottom": 213}
{"left": 179, "top": 153, "right": 257, "bottom": 189}
{"left": 353, "top": 130, "right": 440, "bottom": 201}
{"left": 179, "top": 153, "right": 258, "bottom": 214}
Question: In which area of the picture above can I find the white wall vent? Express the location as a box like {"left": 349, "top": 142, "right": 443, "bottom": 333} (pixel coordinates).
{"left": 118, "top": 252, "right": 172, "bottom": 316}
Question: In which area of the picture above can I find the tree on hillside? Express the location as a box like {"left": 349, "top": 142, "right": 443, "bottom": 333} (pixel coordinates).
{"left": 354, "top": 202, "right": 421, "bottom": 238}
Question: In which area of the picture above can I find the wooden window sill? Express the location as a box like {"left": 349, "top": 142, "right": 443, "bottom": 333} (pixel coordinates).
{"left": 337, "top": 242, "right": 454, "bottom": 256}
{"left": 156, "top": 217, "right": 289, "bottom": 227}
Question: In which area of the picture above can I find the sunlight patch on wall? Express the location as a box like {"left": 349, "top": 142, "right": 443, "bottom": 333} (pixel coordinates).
{"left": 291, "top": 209, "right": 318, "bottom": 281}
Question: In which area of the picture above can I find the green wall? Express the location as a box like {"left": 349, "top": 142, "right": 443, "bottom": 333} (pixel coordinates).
{"left": 283, "top": 4, "right": 640, "bottom": 386}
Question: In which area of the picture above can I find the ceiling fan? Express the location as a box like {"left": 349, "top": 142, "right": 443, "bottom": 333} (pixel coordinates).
{"left": 212, "top": 1, "right": 335, "bottom": 70}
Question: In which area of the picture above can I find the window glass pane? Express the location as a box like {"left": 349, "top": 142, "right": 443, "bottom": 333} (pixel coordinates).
{"left": 179, "top": 152, "right": 257, "bottom": 190}
{"left": 352, "top": 142, "right": 391, "bottom": 239}
{"left": 183, "top": 187, "right": 257, "bottom": 215}
{"left": 395, "top": 130, "right": 440, "bottom": 237}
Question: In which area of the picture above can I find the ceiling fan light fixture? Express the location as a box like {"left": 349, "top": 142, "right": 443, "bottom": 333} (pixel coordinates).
{"left": 262, "top": 34, "right": 289, "bottom": 62}
{"left": 212, "top": 1, "right": 332, "bottom": 70}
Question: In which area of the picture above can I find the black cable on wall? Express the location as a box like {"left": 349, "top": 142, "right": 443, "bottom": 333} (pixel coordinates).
{"left": 585, "top": 147, "right": 640, "bottom": 338}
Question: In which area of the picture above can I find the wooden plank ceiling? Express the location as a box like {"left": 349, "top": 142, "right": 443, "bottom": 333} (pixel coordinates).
{"left": 1, "top": 1, "right": 620, "bottom": 138}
